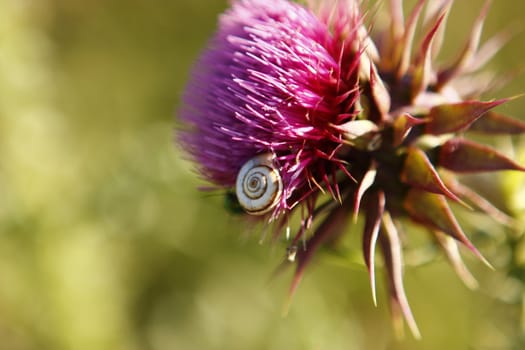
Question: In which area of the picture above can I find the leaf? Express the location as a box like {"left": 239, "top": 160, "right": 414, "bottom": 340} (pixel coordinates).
{"left": 403, "top": 189, "right": 491, "bottom": 267}
{"left": 401, "top": 147, "right": 461, "bottom": 202}
{"left": 425, "top": 99, "right": 509, "bottom": 135}
{"left": 433, "top": 231, "right": 479, "bottom": 290}
{"left": 443, "top": 174, "right": 516, "bottom": 226}
{"left": 439, "top": 138, "right": 525, "bottom": 173}
{"left": 392, "top": 113, "right": 426, "bottom": 146}
{"left": 468, "top": 111, "right": 525, "bottom": 134}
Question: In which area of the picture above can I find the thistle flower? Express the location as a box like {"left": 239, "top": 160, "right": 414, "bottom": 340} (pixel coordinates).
{"left": 179, "top": 0, "right": 525, "bottom": 337}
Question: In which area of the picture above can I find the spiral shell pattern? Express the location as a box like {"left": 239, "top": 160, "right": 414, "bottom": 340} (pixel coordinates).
{"left": 235, "top": 153, "right": 283, "bottom": 215}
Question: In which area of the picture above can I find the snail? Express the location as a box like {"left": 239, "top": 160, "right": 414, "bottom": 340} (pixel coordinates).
{"left": 235, "top": 153, "right": 283, "bottom": 215}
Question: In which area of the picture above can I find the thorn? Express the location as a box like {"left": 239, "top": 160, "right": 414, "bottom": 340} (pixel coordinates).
{"left": 437, "top": 0, "right": 492, "bottom": 89}
{"left": 411, "top": 13, "right": 446, "bottom": 98}
{"left": 381, "top": 212, "right": 422, "bottom": 339}
{"left": 353, "top": 162, "right": 378, "bottom": 222}
{"left": 363, "top": 191, "right": 385, "bottom": 306}
{"left": 369, "top": 63, "right": 391, "bottom": 119}
{"left": 422, "top": 0, "right": 453, "bottom": 59}
{"left": 397, "top": 0, "right": 426, "bottom": 79}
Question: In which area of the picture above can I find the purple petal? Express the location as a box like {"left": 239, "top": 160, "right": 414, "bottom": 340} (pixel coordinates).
{"left": 179, "top": 0, "right": 362, "bottom": 215}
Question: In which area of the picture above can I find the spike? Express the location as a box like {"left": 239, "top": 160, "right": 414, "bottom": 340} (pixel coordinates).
{"left": 285, "top": 203, "right": 350, "bottom": 311}
{"left": 362, "top": 191, "right": 385, "bottom": 306}
{"left": 401, "top": 147, "right": 462, "bottom": 202}
{"left": 389, "top": 0, "right": 405, "bottom": 43}
{"left": 479, "top": 71, "right": 525, "bottom": 98}
{"left": 467, "top": 26, "right": 518, "bottom": 73}
{"left": 433, "top": 231, "right": 479, "bottom": 290}
{"left": 439, "top": 138, "right": 525, "bottom": 173}
{"left": 445, "top": 178, "right": 516, "bottom": 227}
{"left": 437, "top": 0, "right": 491, "bottom": 88}
{"left": 358, "top": 23, "right": 380, "bottom": 62}
{"left": 369, "top": 63, "right": 391, "bottom": 119}
{"left": 380, "top": 0, "right": 404, "bottom": 71}
{"left": 422, "top": 0, "right": 449, "bottom": 24}
{"left": 452, "top": 70, "right": 500, "bottom": 100}
{"left": 397, "top": 0, "right": 426, "bottom": 79}
{"left": 422, "top": 0, "right": 452, "bottom": 59}
{"left": 468, "top": 111, "right": 525, "bottom": 135}
{"left": 425, "top": 98, "right": 509, "bottom": 135}
{"left": 380, "top": 211, "right": 421, "bottom": 339}
{"left": 392, "top": 113, "right": 427, "bottom": 146}
{"left": 358, "top": 47, "right": 373, "bottom": 81}
{"left": 411, "top": 13, "right": 446, "bottom": 98}
{"left": 353, "top": 162, "right": 378, "bottom": 221}
{"left": 403, "top": 189, "right": 492, "bottom": 267}
{"left": 337, "top": 119, "right": 378, "bottom": 140}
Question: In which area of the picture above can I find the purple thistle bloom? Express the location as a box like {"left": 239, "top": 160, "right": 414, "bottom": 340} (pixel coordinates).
{"left": 179, "top": 0, "right": 525, "bottom": 337}
{"left": 180, "top": 0, "right": 362, "bottom": 217}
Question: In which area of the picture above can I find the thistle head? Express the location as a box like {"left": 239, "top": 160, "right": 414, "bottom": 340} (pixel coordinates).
{"left": 178, "top": 0, "right": 525, "bottom": 337}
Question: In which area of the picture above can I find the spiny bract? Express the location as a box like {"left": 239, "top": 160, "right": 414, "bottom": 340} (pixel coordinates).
{"left": 179, "top": 0, "right": 525, "bottom": 337}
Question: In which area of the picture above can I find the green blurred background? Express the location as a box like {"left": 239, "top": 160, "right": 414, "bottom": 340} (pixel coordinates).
{"left": 1, "top": 0, "right": 525, "bottom": 349}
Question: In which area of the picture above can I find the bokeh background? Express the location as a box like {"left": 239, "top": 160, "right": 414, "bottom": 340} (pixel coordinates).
{"left": 1, "top": 0, "right": 525, "bottom": 349}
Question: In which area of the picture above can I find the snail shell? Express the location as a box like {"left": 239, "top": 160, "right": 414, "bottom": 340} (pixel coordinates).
{"left": 235, "top": 153, "right": 283, "bottom": 215}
